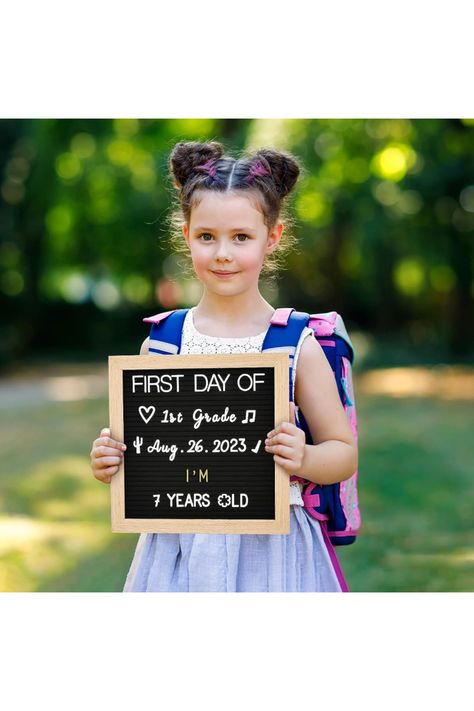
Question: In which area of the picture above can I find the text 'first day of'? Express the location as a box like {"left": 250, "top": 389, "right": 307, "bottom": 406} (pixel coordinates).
{"left": 131, "top": 372, "right": 268, "bottom": 394}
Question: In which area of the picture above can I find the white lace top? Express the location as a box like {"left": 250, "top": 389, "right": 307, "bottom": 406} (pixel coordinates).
{"left": 180, "top": 307, "right": 314, "bottom": 507}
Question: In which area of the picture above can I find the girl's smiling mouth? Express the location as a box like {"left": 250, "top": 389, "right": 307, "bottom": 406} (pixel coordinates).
{"left": 211, "top": 270, "right": 239, "bottom": 278}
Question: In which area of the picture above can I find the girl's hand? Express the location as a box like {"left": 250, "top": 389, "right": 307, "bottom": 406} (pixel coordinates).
{"left": 264, "top": 402, "right": 306, "bottom": 475}
{"left": 90, "top": 427, "right": 127, "bottom": 484}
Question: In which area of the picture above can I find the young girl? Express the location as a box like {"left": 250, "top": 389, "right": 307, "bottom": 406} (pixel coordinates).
{"left": 90, "top": 140, "right": 358, "bottom": 592}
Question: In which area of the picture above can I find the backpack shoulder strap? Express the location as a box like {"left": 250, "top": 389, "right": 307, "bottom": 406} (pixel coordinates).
{"left": 309, "top": 311, "right": 356, "bottom": 364}
{"left": 269, "top": 307, "right": 295, "bottom": 326}
{"left": 143, "top": 310, "right": 177, "bottom": 325}
{"left": 262, "top": 308, "right": 310, "bottom": 403}
{"left": 142, "top": 308, "right": 189, "bottom": 354}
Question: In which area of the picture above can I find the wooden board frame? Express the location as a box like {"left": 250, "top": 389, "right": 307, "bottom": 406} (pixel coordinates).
{"left": 109, "top": 352, "right": 290, "bottom": 534}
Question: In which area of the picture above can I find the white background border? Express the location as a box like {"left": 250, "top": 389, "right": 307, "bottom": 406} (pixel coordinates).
{"left": 1, "top": 1, "right": 473, "bottom": 707}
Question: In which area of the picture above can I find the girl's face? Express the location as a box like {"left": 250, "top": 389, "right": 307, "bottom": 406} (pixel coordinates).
{"left": 182, "top": 191, "right": 282, "bottom": 296}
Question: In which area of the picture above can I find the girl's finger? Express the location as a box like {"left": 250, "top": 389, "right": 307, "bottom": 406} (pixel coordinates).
{"left": 96, "top": 436, "right": 126, "bottom": 451}
{"left": 101, "top": 465, "right": 120, "bottom": 475}
{"left": 91, "top": 445, "right": 124, "bottom": 459}
{"left": 267, "top": 421, "right": 297, "bottom": 439}
{"left": 93, "top": 464, "right": 120, "bottom": 480}
{"left": 265, "top": 432, "right": 294, "bottom": 447}
{"left": 278, "top": 421, "right": 299, "bottom": 434}
{"left": 94, "top": 456, "right": 122, "bottom": 468}
{"left": 265, "top": 443, "right": 294, "bottom": 458}
{"left": 93, "top": 470, "right": 112, "bottom": 483}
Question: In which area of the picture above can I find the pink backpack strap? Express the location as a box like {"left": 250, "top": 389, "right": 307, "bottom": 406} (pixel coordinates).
{"left": 143, "top": 310, "right": 176, "bottom": 324}
{"left": 319, "top": 520, "right": 350, "bottom": 591}
{"left": 270, "top": 307, "right": 294, "bottom": 326}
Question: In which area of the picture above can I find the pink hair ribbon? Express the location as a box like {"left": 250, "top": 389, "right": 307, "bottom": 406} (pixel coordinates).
{"left": 195, "top": 159, "right": 218, "bottom": 179}
{"left": 245, "top": 159, "right": 269, "bottom": 183}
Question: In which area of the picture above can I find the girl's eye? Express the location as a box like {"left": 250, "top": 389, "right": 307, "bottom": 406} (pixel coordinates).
{"left": 198, "top": 233, "right": 249, "bottom": 242}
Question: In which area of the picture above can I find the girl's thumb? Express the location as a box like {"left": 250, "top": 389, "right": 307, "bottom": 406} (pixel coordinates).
{"left": 101, "top": 427, "right": 111, "bottom": 437}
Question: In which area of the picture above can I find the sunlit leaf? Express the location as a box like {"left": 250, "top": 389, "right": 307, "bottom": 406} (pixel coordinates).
{"left": 106, "top": 139, "right": 134, "bottom": 166}
{"left": 371, "top": 143, "right": 417, "bottom": 182}
{"left": 393, "top": 258, "right": 426, "bottom": 296}
{"left": 55, "top": 152, "right": 82, "bottom": 181}
{"left": 70, "top": 132, "right": 96, "bottom": 159}
{"left": 45, "top": 204, "right": 76, "bottom": 235}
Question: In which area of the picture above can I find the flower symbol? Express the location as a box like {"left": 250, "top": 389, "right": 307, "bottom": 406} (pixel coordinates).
{"left": 218, "top": 494, "right": 231, "bottom": 507}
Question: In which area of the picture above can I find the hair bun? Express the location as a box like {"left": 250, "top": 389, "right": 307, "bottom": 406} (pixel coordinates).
{"left": 252, "top": 148, "right": 300, "bottom": 198}
{"left": 169, "top": 141, "right": 224, "bottom": 189}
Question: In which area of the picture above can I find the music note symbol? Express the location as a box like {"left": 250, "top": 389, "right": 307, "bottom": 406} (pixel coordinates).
{"left": 242, "top": 409, "right": 256, "bottom": 424}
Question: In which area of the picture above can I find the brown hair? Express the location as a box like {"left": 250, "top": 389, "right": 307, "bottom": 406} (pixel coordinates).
{"left": 164, "top": 140, "right": 303, "bottom": 281}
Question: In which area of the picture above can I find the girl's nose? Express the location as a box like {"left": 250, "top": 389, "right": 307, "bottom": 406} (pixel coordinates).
{"left": 214, "top": 240, "right": 233, "bottom": 261}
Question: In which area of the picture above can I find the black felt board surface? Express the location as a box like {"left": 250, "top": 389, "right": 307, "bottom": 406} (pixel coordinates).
{"left": 122, "top": 366, "right": 276, "bottom": 520}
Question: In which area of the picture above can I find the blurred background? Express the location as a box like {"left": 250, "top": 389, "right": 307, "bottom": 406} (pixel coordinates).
{"left": 0, "top": 117, "right": 473, "bottom": 592}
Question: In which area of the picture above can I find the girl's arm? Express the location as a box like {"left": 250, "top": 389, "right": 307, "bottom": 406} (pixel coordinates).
{"left": 293, "top": 334, "right": 358, "bottom": 486}
{"left": 140, "top": 337, "right": 149, "bottom": 355}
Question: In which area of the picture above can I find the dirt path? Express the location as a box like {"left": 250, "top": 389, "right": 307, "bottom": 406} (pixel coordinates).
{"left": 0, "top": 364, "right": 108, "bottom": 409}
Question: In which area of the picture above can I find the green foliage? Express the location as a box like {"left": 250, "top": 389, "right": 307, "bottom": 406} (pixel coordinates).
{"left": 0, "top": 118, "right": 473, "bottom": 365}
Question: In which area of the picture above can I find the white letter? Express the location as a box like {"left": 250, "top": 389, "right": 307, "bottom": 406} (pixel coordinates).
{"left": 169, "top": 444, "right": 178, "bottom": 462}
{"left": 132, "top": 375, "right": 145, "bottom": 393}
{"left": 194, "top": 374, "right": 208, "bottom": 392}
{"left": 173, "top": 374, "right": 184, "bottom": 393}
{"left": 147, "top": 375, "right": 160, "bottom": 392}
{"left": 158, "top": 374, "right": 172, "bottom": 393}
{"left": 217, "top": 373, "right": 230, "bottom": 391}
{"left": 237, "top": 373, "right": 253, "bottom": 391}
{"left": 253, "top": 372, "right": 266, "bottom": 390}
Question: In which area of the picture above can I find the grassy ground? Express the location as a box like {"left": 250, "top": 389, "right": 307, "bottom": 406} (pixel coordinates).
{"left": 0, "top": 369, "right": 473, "bottom": 592}
{"left": 337, "top": 392, "right": 474, "bottom": 591}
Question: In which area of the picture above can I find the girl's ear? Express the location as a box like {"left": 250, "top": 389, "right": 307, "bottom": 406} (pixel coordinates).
{"left": 266, "top": 222, "right": 283, "bottom": 254}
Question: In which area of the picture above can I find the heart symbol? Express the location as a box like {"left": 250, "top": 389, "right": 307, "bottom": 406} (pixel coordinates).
{"left": 139, "top": 406, "right": 155, "bottom": 424}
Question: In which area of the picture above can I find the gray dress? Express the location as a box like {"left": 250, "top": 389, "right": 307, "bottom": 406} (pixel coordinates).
{"left": 123, "top": 308, "right": 344, "bottom": 592}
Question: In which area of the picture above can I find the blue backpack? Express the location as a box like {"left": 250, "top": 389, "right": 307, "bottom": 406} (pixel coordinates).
{"left": 143, "top": 307, "right": 360, "bottom": 549}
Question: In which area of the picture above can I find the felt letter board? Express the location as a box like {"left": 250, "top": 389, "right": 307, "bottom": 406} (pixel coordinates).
{"left": 109, "top": 353, "right": 290, "bottom": 534}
